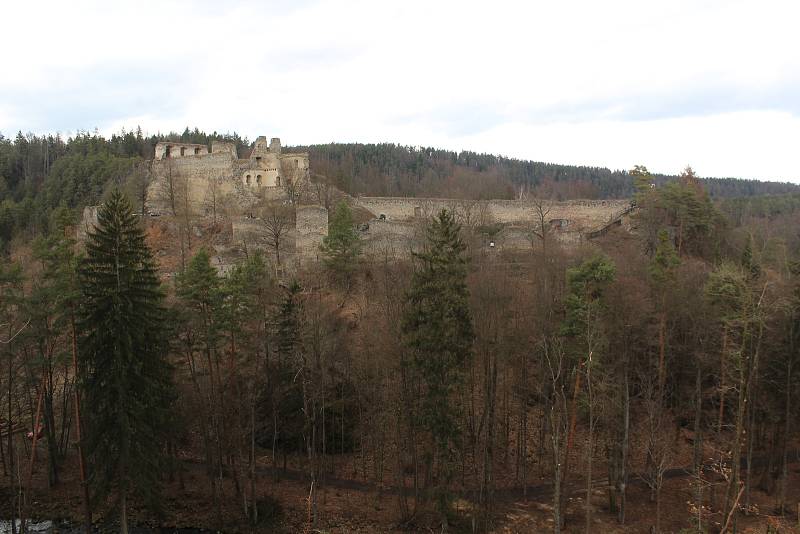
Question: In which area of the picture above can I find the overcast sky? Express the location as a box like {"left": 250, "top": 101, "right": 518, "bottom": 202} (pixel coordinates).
{"left": 1, "top": 0, "right": 798, "bottom": 181}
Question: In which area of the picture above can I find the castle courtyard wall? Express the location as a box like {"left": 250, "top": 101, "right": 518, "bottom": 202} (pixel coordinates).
{"left": 355, "top": 197, "right": 630, "bottom": 231}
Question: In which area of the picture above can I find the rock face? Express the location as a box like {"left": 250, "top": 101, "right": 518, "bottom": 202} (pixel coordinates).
{"left": 77, "top": 205, "right": 99, "bottom": 243}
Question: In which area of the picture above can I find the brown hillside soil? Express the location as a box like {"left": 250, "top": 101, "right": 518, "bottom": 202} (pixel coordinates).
{"left": 3, "top": 441, "right": 800, "bottom": 532}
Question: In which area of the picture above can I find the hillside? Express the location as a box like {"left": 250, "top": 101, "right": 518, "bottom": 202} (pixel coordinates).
{"left": 290, "top": 142, "right": 800, "bottom": 200}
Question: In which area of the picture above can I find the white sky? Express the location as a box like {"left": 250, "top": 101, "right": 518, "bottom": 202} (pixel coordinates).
{"left": 1, "top": 0, "right": 799, "bottom": 181}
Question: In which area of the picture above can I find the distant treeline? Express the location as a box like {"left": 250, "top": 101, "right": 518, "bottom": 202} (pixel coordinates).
{"left": 290, "top": 142, "right": 800, "bottom": 200}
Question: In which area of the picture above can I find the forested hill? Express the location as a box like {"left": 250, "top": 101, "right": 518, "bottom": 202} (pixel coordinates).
{"left": 291, "top": 143, "right": 800, "bottom": 200}
{"left": 2, "top": 129, "right": 799, "bottom": 249}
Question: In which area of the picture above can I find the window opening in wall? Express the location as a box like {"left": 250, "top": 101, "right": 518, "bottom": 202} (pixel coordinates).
{"left": 246, "top": 174, "right": 251, "bottom": 185}
{"left": 295, "top": 159, "right": 299, "bottom": 168}
{"left": 165, "top": 146, "right": 171, "bottom": 158}
{"left": 256, "top": 156, "right": 262, "bottom": 164}
{"left": 194, "top": 147, "right": 200, "bottom": 155}
{"left": 276, "top": 176, "right": 281, "bottom": 187}
{"left": 180, "top": 147, "right": 186, "bottom": 156}
{"left": 256, "top": 175, "right": 262, "bottom": 185}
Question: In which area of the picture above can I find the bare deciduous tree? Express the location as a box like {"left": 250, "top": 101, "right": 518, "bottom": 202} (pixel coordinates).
{"left": 260, "top": 203, "right": 293, "bottom": 270}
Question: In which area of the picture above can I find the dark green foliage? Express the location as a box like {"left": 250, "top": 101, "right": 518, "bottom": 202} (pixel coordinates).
{"left": 258, "top": 281, "right": 304, "bottom": 454}
{"left": 276, "top": 280, "right": 302, "bottom": 360}
{"left": 43, "top": 150, "right": 138, "bottom": 210}
{"left": 631, "top": 164, "right": 654, "bottom": 202}
{"left": 741, "top": 234, "right": 761, "bottom": 280}
{"left": 402, "top": 209, "right": 474, "bottom": 516}
{"left": 23, "top": 221, "right": 82, "bottom": 484}
{"left": 320, "top": 201, "right": 362, "bottom": 280}
{"left": 649, "top": 230, "right": 680, "bottom": 286}
{"left": 634, "top": 168, "right": 725, "bottom": 258}
{"left": 705, "top": 263, "right": 750, "bottom": 321}
{"left": 256, "top": 280, "right": 359, "bottom": 455}
{"left": 176, "top": 249, "right": 222, "bottom": 324}
{"left": 78, "top": 190, "right": 173, "bottom": 515}
{"left": 562, "top": 255, "right": 617, "bottom": 340}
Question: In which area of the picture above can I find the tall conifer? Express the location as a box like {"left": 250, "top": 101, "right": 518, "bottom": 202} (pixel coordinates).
{"left": 402, "top": 209, "right": 473, "bottom": 529}
{"left": 79, "top": 190, "right": 173, "bottom": 533}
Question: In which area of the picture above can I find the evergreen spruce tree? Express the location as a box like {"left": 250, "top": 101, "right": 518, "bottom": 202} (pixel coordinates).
{"left": 176, "top": 248, "right": 223, "bottom": 353}
{"left": 320, "top": 201, "right": 362, "bottom": 285}
{"left": 270, "top": 280, "right": 305, "bottom": 453}
{"left": 741, "top": 233, "right": 761, "bottom": 280}
{"left": 78, "top": 190, "right": 173, "bottom": 533}
{"left": 401, "top": 209, "right": 473, "bottom": 529}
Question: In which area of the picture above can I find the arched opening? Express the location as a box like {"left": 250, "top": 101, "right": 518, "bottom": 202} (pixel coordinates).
{"left": 275, "top": 176, "right": 281, "bottom": 187}
{"left": 246, "top": 174, "right": 251, "bottom": 185}
{"left": 165, "top": 146, "right": 172, "bottom": 158}
{"left": 256, "top": 174, "right": 262, "bottom": 185}
{"left": 194, "top": 147, "right": 201, "bottom": 155}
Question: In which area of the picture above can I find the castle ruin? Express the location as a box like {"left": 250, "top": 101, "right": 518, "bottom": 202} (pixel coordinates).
{"left": 80, "top": 135, "right": 635, "bottom": 275}
{"left": 148, "top": 136, "right": 310, "bottom": 216}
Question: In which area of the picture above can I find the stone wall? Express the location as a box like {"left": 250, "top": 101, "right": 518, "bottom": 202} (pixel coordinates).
{"left": 211, "top": 140, "right": 237, "bottom": 157}
{"left": 296, "top": 205, "right": 328, "bottom": 261}
{"left": 355, "top": 197, "right": 630, "bottom": 231}
{"left": 154, "top": 142, "right": 209, "bottom": 160}
{"left": 147, "top": 151, "right": 254, "bottom": 215}
{"left": 147, "top": 137, "right": 309, "bottom": 216}
{"left": 360, "top": 219, "right": 422, "bottom": 259}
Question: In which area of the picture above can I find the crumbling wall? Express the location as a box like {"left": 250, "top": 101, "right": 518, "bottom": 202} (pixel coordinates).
{"left": 154, "top": 142, "right": 209, "bottom": 160}
{"left": 147, "top": 152, "right": 264, "bottom": 215}
{"left": 355, "top": 197, "right": 630, "bottom": 231}
{"left": 360, "top": 219, "right": 423, "bottom": 259}
{"left": 211, "top": 140, "right": 237, "bottom": 157}
{"left": 147, "top": 137, "right": 310, "bottom": 216}
{"left": 296, "top": 205, "right": 328, "bottom": 261}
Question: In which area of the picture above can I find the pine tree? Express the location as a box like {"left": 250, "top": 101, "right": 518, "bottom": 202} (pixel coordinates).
{"left": 560, "top": 254, "right": 615, "bottom": 531}
{"left": 401, "top": 209, "right": 474, "bottom": 529}
{"left": 78, "top": 190, "right": 173, "bottom": 533}
{"left": 631, "top": 164, "right": 653, "bottom": 201}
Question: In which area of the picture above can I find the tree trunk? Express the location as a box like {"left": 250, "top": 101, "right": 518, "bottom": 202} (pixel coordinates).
{"left": 619, "top": 369, "right": 630, "bottom": 525}
{"left": 120, "top": 489, "right": 129, "bottom": 534}
{"left": 778, "top": 359, "right": 792, "bottom": 515}
{"left": 693, "top": 366, "right": 704, "bottom": 534}
{"left": 585, "top": 361, "right": 594, "bottom": 534}
{"left": 70, "top": 314, "right": 92, "bottom": 533}
{"left": 20, "top": 375, "right": 45, "bottom": 534}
